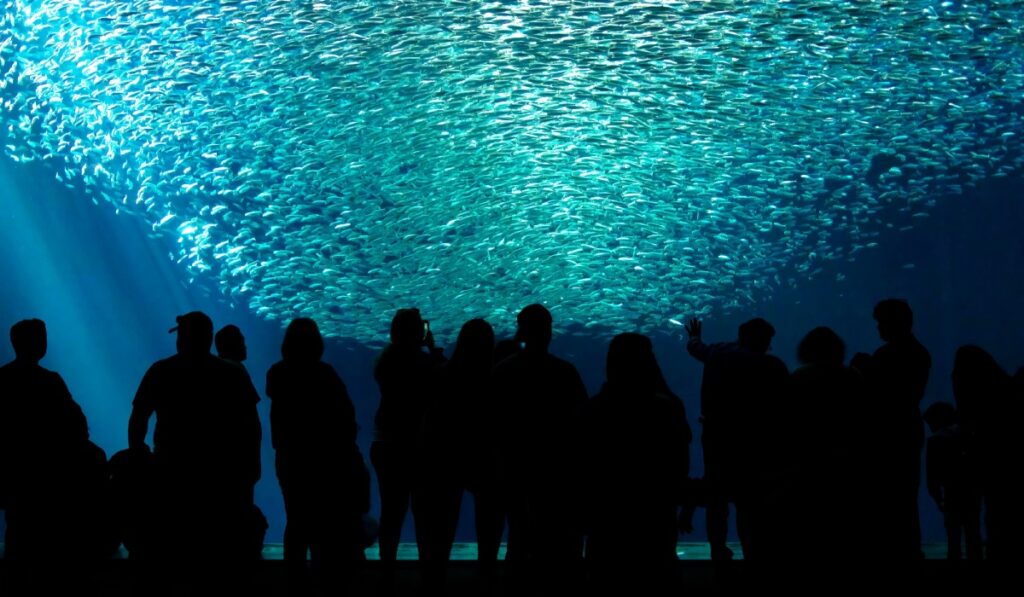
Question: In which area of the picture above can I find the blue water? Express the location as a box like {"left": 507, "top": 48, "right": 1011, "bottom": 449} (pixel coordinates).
{"left": 3, "top": 156, "right": 1024, "bottom": 546}
{"left": 2, "top": 0, "right": 1024, "bottom": 550}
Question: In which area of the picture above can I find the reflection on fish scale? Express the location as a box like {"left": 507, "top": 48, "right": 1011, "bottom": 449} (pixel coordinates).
{"left": 1, "top": 0, "right": 1022, "bottom": 340}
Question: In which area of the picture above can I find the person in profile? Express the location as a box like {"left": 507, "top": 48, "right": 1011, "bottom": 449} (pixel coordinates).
{"left": 371, "top": 308, "right": 445, "bottom": 590}
{"left": 214, "top": 322, "right": 267, "bottom": 551}
{"left": 492, "top": 304, "right": 589, "bottom": 594}
{"left": 683, "top": 317, "right": 788, "bottom": 563}
{"left": 855, "top": 299, "right": 931, "bottom": 560}
{"left": 922, "top": 401, "right": 982, "bottom": 561}
{"left": 127, "top": 311, "right": 262, "bottom": 590}
{"left": 417, "top": 318, "right": 504, "bottom": 591}
{"left": 215, "top": 324, "right": 248, "bottom": 367}
{"left": 0, "top": 319, "right": 110, "bottom": 593}
{"left": 266, "top": 318, "right": 368, "bottom": 594}
{"left": 581, "top": 333, "right": 691, "bottom": 593}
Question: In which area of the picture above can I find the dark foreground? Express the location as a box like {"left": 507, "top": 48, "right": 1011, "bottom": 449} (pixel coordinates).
{"left": 0, "top": 543, "right": 1005, "bottom": 596}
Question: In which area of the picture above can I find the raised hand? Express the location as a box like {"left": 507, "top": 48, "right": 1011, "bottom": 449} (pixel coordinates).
{"left": 684, "top": 318, "right": 702, "bottom": 340}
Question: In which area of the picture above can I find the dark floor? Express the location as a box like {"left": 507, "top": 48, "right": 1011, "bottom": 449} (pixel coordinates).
{"left": 0, "top": 543, "right": 1002, "bottom": 595}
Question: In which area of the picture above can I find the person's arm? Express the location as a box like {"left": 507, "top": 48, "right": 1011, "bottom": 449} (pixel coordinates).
{"left": 266, "top": 366, "right": 281, "bottom": 451}
{"left": 128, "top": 367, "right": 157, "bottom": 451}
{"left": 55, "top": 374, "right": 90, "bottom": 444}
{"left": 925, "top": 437, "right": 943, "bottom": 511}
{"left": 240, "top": 371, "right": 262, "bottom": 485}
{"left": 684, "top": 318, "right": 713, "bottom": 362}
{"left": 424, "top": 327, "right": 447, "bottom": 364}
{"left": 670, "top": 396, "right": 693, "bottom": 481}
{"left": 331, "top": 367, "right": 358, "bottom": 444}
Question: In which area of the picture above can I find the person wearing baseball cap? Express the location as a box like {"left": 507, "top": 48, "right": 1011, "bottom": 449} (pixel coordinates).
{"left": 128, "top": 310, "right": 262, "bottom": 588}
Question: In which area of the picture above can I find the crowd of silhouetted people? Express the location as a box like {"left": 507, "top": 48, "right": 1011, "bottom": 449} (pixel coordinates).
{"left": 1, "top": 299, "right": 1023, "bottom": 595}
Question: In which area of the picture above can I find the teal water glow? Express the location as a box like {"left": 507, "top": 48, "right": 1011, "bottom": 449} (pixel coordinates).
{"left": 2, "top": 0, "right": 1022, "bottom": 339}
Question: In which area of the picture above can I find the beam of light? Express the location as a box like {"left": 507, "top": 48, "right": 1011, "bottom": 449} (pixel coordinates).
{"left": 1, "top": 0, "right": 1022, "bottom": 340}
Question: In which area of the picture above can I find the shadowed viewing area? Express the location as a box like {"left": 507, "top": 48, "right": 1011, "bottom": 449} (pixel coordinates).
{"left": 2, "top": 0, "right": 1023, "bottom": 595}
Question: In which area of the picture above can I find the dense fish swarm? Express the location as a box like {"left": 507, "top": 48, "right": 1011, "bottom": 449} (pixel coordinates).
{"left": 2, "top": 1, "right": 1023, "bottom": 341}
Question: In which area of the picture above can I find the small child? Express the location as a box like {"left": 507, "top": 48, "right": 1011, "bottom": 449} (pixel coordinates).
{"left": 923, "top": 402, "right": 982, "bottom": 560}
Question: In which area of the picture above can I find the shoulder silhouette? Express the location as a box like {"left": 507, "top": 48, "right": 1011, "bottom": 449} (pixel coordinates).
{"left": 370, "top": 307, "right": 445, "bottom": 590}
{"left": 417, "top": 318, "right": 504, "bottom": 591}
{"left": 582, "top": 332, "right": 690, "bottom": 592}
{"left": 684, "top": 316, "right": 788, "bottom": 563}
{"left": 0, "top": 319, "right": 110, "bottom": 591}
{"left": 862, "top": 299, "right": 931, "bottom": 561}
{"left": 492, "top": 304, "right": 588, "bottom": 593}
{"left": 126, "top": 311, "right": 262, "bottom": 590}
{"left": 266, "top": 317, "right": 367, "bottom": 593}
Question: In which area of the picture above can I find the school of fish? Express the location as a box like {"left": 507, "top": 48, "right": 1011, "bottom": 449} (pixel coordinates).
{"left": 1, "top": 0, "right": 1022, "bottom": 341}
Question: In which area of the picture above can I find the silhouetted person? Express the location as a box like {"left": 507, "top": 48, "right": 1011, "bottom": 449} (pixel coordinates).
{"left": 492, "top": 304, "right": 588, "bottom": 594}
{"left": 1004, "top": 365, "right": 1024, "bottom": 562}
{"left": 418, "top": 318, "right": 505, "bottom": 591}
{"left": 215, "top": 324, "right": 248, "bottom": 366}
{"left": 923, "top": 402, "right": 982, "bottom": 561}
{"left": 858, "top": 299, "right": 931, "bottom": 560}
{"left": 214, "top": 323, "right": 265, "bottom": 545}
{"left": 582, "top": 333, "right": 691, "bottom": 593}
{"left": 783, "top": 327, "right": 871, "bottom": 572}
{"left": 371, "top": 308, "right": 444, "bottom": 589}
{"left": 684, "top": 317, "right": 788, "bottom": 562}
{"left": 127, "top": 311, "right": 262, "bottom": 591}
{"left": 267, "top": 318, "right": 368, "bottom": 594}
{"left": 0, "top": 319, "right": 110, "bottom": 593}
{"left": 951, "top": 345, "right": 1018, "bottom": 562}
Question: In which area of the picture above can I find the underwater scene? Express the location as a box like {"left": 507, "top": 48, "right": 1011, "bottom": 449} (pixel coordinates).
{"left": 2, "top": 0, "right": 1023, "bottom": 550}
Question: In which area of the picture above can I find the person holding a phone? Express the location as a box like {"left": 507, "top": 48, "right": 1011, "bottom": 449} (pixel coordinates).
{"left": 370, "top": 308, "right": 445, "bottom": 589}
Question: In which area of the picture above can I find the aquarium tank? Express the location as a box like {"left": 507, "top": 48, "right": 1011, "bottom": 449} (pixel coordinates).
{"left": 1, "top": 0, "right": 1022, "bottom": 552}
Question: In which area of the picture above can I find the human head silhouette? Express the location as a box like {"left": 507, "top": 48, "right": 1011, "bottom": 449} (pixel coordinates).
{"left": 516, "top": 304, "right": 552, "bottom": 353}
{"left": 951, "top": 344, "right": 1008, "bottom": 424}
{"left": 169, "top": 311, "right": 214, "bottom": 356}
{"left": 281, "top": 318, "right": 325, "bottom": 362}
{"left": 215, "top": 324, "right": 247, "bottom": 362}
{"left": 738, "top": 317, "right": 775, "bottom": 353}
{"left": 452, "top": 318, "right": 495, "bottom": 368}
{"left": 873, "top": 299, "right": 913, "bottom": 342}
{"left": 606, "top": 332, "right": 658, "bottom": 393}
{"left": 797, "top": 326, "right": 846, "bottom": 366}
{"left": 10, "top": 318, "right": 46, "bottom": 363}
{"left": 389, "top": 308, "right": 425, "bottom": 348}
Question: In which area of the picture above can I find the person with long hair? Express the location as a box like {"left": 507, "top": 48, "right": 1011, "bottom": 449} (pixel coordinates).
{"left": 267, "top": 318, "right": 368, "bottom": 593}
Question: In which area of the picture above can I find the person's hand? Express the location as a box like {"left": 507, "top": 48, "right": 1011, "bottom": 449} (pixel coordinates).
{"left": 685, "top": 318, "right": 702, "bottom": 340}
{"left": 424, "top": 328, "right": 436, "bottom": 351}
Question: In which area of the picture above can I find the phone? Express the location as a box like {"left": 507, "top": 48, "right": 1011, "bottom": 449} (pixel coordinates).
{"left": 423, "top": 320, "right": 430, "bottom": 337}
